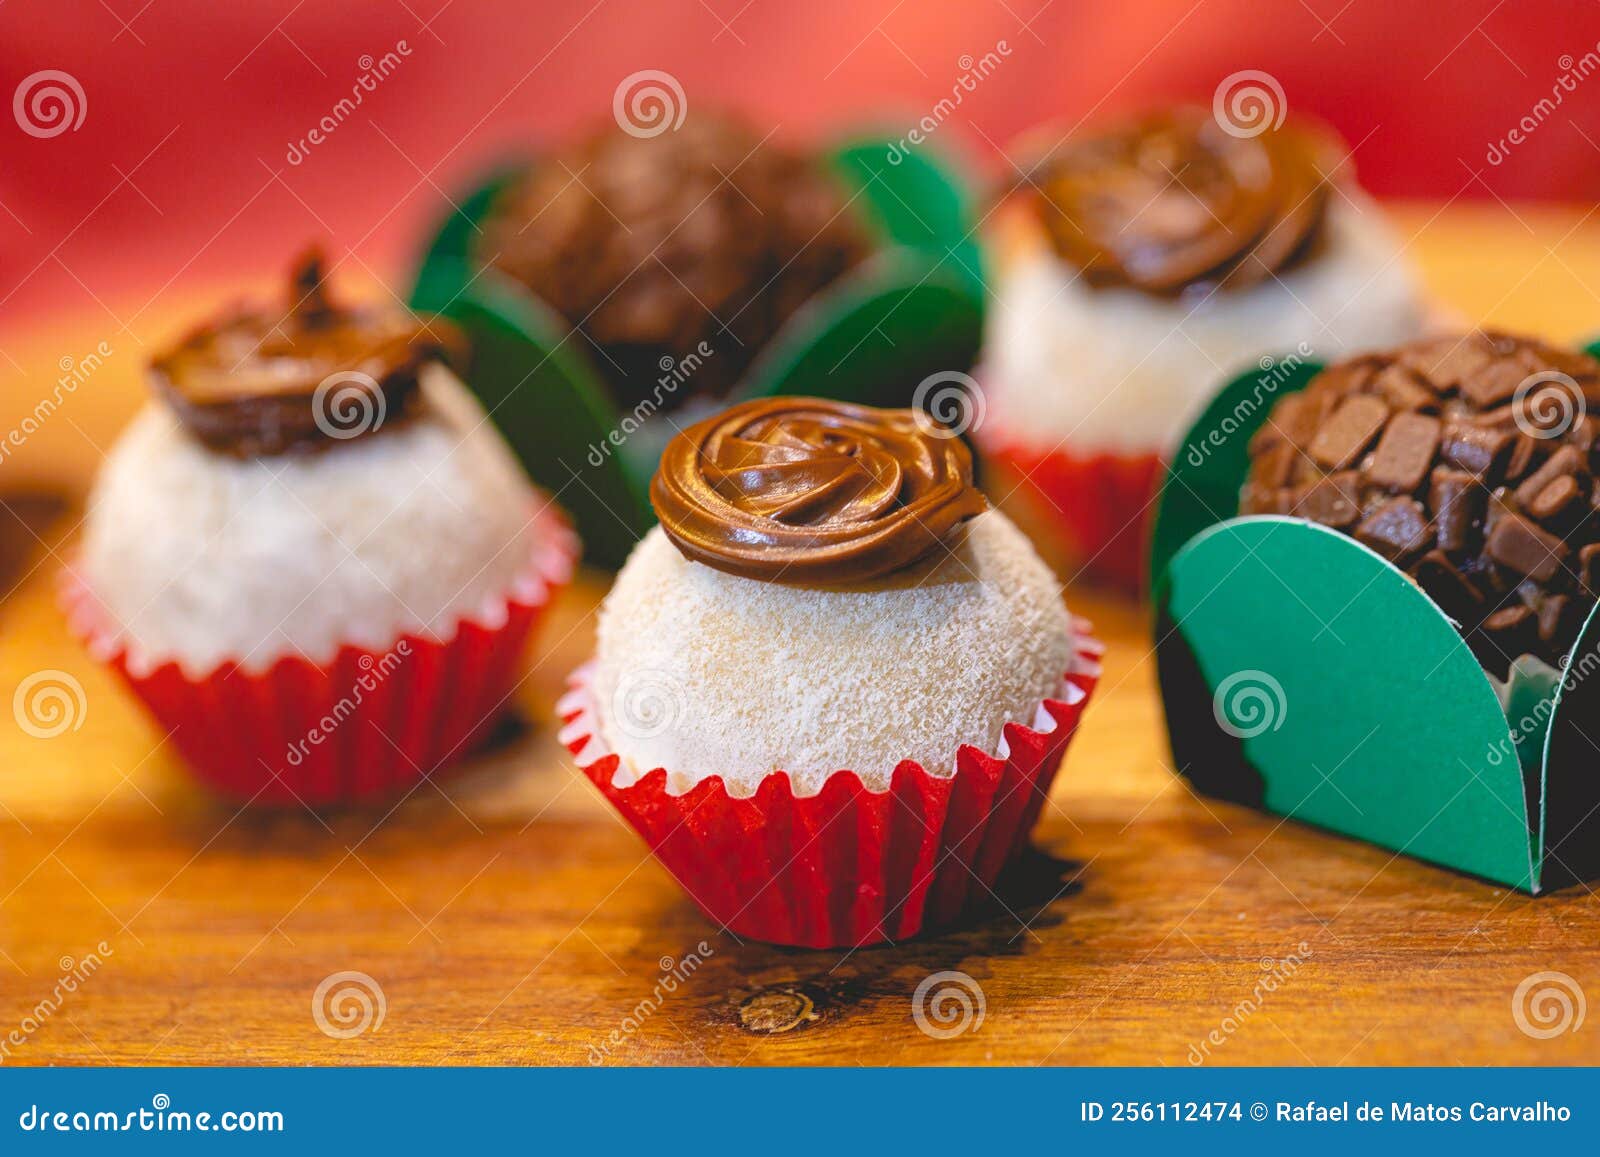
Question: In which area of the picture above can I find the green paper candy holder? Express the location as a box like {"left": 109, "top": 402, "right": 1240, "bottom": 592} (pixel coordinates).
{"left": 1149, "top": 342, "right": 1600, "bottom": 893}
{"left": 409, "top": 138, "right": 986, "bottom": 567}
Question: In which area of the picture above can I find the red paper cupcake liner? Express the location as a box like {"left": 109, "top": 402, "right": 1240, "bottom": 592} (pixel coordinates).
{"left": 61, "top": 505, "right": 578, "bottom": 806}
{"left": 559, "top": 621, "right": 1102, "bottom": 949}
{"left": 981, "top": 435, "right": 1163, "bottom": 593}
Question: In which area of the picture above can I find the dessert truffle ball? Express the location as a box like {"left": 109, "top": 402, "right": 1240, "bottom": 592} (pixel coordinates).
{"left": 591, "top": 397, "right": 1077, "bottom": 795}
{"left": 80, "top": 251, "right": 548, "bottom": 675}
{"left": 1241, "top": 331, "right": 1600, "bottom": 675}
{"left": 985, "top": 108, "right": 1431, "bottom": 458}
{"left": 480, "top": 113, "right": 868, "bottom": 409}
{"left": 572, "top": 394, "right": 1098, "bottom": 947}
{"left": 977, "top": 106, "right": 1433, "bottom": 590}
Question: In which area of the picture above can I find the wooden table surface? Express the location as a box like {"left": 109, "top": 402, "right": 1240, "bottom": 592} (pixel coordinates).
{"left": 4, "top": 203, "right": 1600, "bottom": 1067}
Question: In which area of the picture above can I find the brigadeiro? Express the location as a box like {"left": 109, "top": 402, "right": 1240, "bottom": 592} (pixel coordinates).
{"left": 979, "top": 106, "right": 1434, "bottom": 589}
{"left": 1241, "top": 331, "right": 1600, "bottom": 678}
{"left": 559, "top": 396, "right": 1101, "bottom": 947}
{"left": 479, "top": 113, "right": 868, "bottom": 410}
{"left": 63, "top": 250, "right": 577, "bottom": 804}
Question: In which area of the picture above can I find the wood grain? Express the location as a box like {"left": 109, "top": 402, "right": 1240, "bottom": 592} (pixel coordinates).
{"left": 2, "top": 203, "right": 1600, "bottom": 1066}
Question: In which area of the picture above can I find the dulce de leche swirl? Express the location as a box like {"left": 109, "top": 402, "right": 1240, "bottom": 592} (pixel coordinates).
{"left": 651, "top": 397, "right": 988, "bottom": 584}
{"left": 151, "top": 248, "right": 458, "bottom": 457}
{"left": 1031, "top": 108, "right": 1345, "bottom": 295}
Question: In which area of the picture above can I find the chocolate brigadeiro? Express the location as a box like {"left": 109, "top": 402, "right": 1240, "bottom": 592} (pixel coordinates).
{"left": 478, "top": 113, "right": 869, "bottom": 410}
{"left": 152, "top": 249, "right": 459, "bottom": 458}
{"left": 1030, "top": 107, "right": 1345, "bottom": 297}
{"left": 1241, "top": 331, "right": 1600, "bottom": 676}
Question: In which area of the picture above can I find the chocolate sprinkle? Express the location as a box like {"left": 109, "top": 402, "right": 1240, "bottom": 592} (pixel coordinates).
{"left": 1365, "top": 411, "right": 1440, "bottom": 492}
{"left": 1310, "top": 395, "right": 1389, "bottom": 470}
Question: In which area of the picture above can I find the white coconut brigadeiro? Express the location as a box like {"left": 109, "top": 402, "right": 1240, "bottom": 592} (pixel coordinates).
{"left": 595, "top": 510, "right": 1074, "bottom": 796}
{"left": 588, "top": 395, "right": 1081, "bottom": 796}
{"left": 77, "top": 250, "right": 553, "bottom": 677}
{"left": 567, "top": 394, "right": 1101, "bottom": 948}
{"left": 986, "top": 188, "right": 1427, "bottom": 456}
{"left": 984, "top": 107, "right": 1432, "bottom": 458}
{"left": 976, "top": 107, "right": 1435, "bottom": 590}
{"left": 67, "top": 248, "right": 577, "bottom": 806}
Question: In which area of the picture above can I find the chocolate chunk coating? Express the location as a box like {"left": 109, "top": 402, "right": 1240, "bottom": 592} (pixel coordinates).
{"left": 1528, "top": 474, "right": 1582, "bottom": 523}
{"left": 1439, "top": 422, "right": 1510, "bottom": 475}
{"left": 1429, "top": 467, "right": 1483, "bottom": 552}
{"left": 1486, "top": 514, "right": 1567, "bottom": 582}
{"left": 1355, "top": 497, "right": 1431, "bottom": 565}
{"left": 1311, "top": 394, "right": 1389, "bottom": 469}
{"left": 1365, "top": 411, "right": 1440, "bottom": 492}
{"left": 1295, "top": 471, "right": 1362, "bottom": 528}
{"left": 1240, "top": 331, "right": 1600, "bottom": 674}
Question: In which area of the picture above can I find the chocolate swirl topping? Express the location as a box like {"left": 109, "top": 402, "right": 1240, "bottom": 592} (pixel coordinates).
{"left": 151, "top": 248, "right": 458, "bottom": 457}
{"left": 651, "top": 397, "right": 988, "bottom": 584}
{"left": 1031, "top": 108, "right": 1344, "bottom": 295}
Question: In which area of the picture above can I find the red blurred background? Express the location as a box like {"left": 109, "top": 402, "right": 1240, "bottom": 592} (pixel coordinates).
{"left": 2, "top": 0, "right": 1598, "bottom": 486}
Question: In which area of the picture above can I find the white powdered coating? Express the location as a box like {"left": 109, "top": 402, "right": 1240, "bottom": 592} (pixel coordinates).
{"left": 591, "top": 511, "right": 1074, "bottom": 796}
{"left": 79, "top": 364, "right": 539, "bottom": 675}
{"left": 983, "top": 193, "right": 1430, "bottom": 455}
